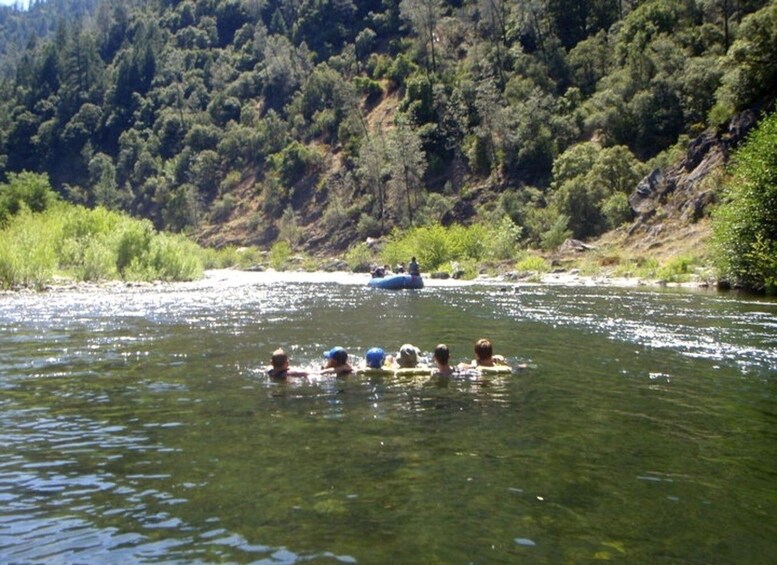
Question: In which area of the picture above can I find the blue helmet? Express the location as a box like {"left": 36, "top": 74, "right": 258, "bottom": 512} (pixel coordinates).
{"left": 323, "top": 346, "right": 348, "bottom": 364}
{"left": 365, "top": 347, "right": 386, "bottom": 369}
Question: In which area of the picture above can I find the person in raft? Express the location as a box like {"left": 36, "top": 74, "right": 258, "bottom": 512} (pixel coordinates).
{"left": 459, "top": 338, "right": 506, "bottom": 369}
{"left": 321, "top": 346, "right": 353, "bottom": 376}
{"left": 408, "top": 257, "right": 420, "bottom": 276}
{"left": 395, "top": 343, "right": 421, "bottom": 368}
{"left": 267, "top": 348, "right": 308, "bottom": 379}
{"left": 396, "top": 262, "right": 406, "bottom": 273}
{"left": 432, "top": 343, "right": 455, "bottom": 377}
{"left": 364, "top": 347, "right": 387, "bottom": 370}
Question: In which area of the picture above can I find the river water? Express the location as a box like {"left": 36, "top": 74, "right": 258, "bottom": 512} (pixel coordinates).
{"left": 1, "top": 271, "right": 775, "bottom": 563}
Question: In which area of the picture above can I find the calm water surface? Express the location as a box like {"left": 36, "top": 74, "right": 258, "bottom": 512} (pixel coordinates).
{"left": 1, "top": 271, "right": 775, "bottom": 564}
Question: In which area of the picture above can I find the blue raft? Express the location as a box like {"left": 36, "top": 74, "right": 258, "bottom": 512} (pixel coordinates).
{"left": 367, "top": 273, "right": 424, "bottom": 289}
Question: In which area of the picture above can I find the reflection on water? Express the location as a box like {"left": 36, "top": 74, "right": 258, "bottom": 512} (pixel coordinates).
{"left": 1, "top": 271, "right": 776, "bottom": 563}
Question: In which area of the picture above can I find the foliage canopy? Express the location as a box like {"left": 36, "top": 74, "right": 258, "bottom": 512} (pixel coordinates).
{"left": 0, "top": 0, "right": 774, "bottom": 254}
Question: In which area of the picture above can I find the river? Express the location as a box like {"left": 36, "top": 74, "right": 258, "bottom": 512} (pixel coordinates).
{"left": 1, "top": 270, "right": 775, "bottom": 563}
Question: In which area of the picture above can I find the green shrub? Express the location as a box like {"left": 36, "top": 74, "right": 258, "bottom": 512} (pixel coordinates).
{"left": 270, "top": 141, "right": 320, "bottom": 187}
{"left": 487, "top": 216, "right": 523, "bottom": 260}
{"left": 147, "top": 233, "right": 204, "bottom": 281}
{"left": 452, "top": 224, "right": 490, "bottom": 262}
{"left": 353, "top": 76, "right": 383, "bottom": 103}
{"left": 540, "top": 214, "right": 572, "bottom": 250}
{"left": 380, "top": 222, "right": 520, "bottom": 272}
{"left": 366, "top": 53, "right": 392, "bottom": 79}
{"left": 344, "top": 243, "right": 374, "bottom": 270}
{"left": 201, "top": 246, "right": 234, "bottom": 269}
{"left": 515, "top": 255, "right": 550, "bottom": 273}
{"left": 78, "top": 238, "right": 118, "bottom": 281}
{"left": 387, "top": 54, "right": 416, "bottom": 85}
{"left": 412, "top": 225, "right": 457, "bottom": 270}
{"left": 0, "top": 208, "right": 58, "bottom": 288}
{"left": 356, "top": 213, "right": 382, "bottom": 239}
{"left": 601, "top": 192, "right": 633, "bottom": 229}
{"left": 381, "top": 225, "right": 454, "bottom": 271}
{"left": 55, "top": 206, "right": 121, "bottom": 280}
{"left": 0, "top": 199, "right": 206, "bottom": 287}
{"left": 380, "top": 233, "right": 411, "bottom": 268}
{"left": 612, "top": 257, "right": 660, "bottom": 279}
{"left": 116, "top": 220, "right": 154, "bottom": 275}
{"left": 210, "top": 194, "right": 236, "bottom": 223}
{"left": 235, "top": 246, "right": 266, "bottom": 269}
{"left": 0, "top": 171, "right": 58, "bottom": 225}
{"left": 713, "top": 108, "right": 777, "bottom": 292}
{"left": 270, "top": 241, "right": 292, "bottom": 270}
{"left": 446, "top": 258, "right": 478, "bottom": 279}
{"left": 0, "top": 239, "right": 18, "bottom": 289}
{"left": 657, "top": 255, "right": 696, "bottom": 282}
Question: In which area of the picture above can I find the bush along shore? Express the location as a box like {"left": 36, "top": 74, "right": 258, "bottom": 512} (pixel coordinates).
{"left": 0, "top": 173, "right": 204, "bottom": 290}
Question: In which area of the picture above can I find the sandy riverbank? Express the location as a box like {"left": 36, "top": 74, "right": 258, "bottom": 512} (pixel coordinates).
{"left": 4, "top": 267, "right": 719, "bottom": 294}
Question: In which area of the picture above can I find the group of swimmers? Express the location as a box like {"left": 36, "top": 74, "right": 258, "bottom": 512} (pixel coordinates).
{"left": 266, "top": 338, "right": 507, "bottom": 380}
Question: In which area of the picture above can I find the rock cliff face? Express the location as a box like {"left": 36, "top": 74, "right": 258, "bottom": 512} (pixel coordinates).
{"left": 626, "top": 111, "right": 758, "bottom": 242}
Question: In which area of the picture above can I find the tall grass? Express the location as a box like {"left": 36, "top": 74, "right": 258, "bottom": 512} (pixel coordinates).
{"left": 607, "top": 253, "right": 704, "bottom": 282}
{"left": 515, "top": 255, "right": 550, "bottom": 273}
{"left": 0, "top": 208, "right": 58, "bottom": 289}
{"left": 0, "top": 202, "right": 204, "bottom": 289}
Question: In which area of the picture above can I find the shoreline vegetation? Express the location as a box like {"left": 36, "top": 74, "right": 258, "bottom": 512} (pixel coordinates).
{"left": 0, "top": 223, "right": 719, "bottom": 293}
{"left": 2, "top": 212, "right": 718, "bottom": 293}
{"left": 0, "top": 172, "right": 204, "bottom": 290}
{"left": 0, "top": 161, "right": 768, "bottom": 294}
{"left": 0, "top": 172, "right": 721, "bottom": 292}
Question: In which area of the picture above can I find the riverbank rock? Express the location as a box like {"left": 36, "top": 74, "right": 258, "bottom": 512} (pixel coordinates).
{"left": 627, "top": 110, "right": 758, "bottom": 240}
{"left": 558, "top": 239, "right": 595, "bottom": 253}
{"left": 322, "top": 259, "right": 349, "bottom": 272}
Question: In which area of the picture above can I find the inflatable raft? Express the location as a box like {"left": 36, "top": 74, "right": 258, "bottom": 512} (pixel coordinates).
{"left": 356, "top": 366, "right": 432, "bottom": 377}
{"left": 355, "top": 365, "right": 513, "bottom": 377}
{"left": 367, "top": 274, "right": 424, "bottom": 290}
{"left": 473, "top": 365, "right": 513, "bottom": 375}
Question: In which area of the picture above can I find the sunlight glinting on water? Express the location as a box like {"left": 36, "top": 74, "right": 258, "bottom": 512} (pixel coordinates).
{"left": 2, "top": 272, "right": 776, "bottom": 563}
{"left": 475, "top": 285, "right": 777, "bottom": 373}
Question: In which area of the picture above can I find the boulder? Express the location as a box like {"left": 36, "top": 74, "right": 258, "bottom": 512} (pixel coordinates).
{"left": 680, "top": 190, "right": 716, "bottom": 223}
{"left": 430, "top": 271, "right": 450, "bottom": 279}
{"left": 728, "top": 109, "right": 757, "bottom": 143}
{"left": 684, "top": 131, "right": 716, "bottom": 171}
{"left": 322, "top": 259, "right": 349, "bottom": 272}
{"left": 629, "top": 168, "right": 665, "bottom": 214}
{"left": 558, "top": 238, "right": 594, "bottom": 253}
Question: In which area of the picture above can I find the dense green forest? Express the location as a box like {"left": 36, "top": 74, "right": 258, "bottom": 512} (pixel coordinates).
{"left": 0, "top": 0, "right": 775, "bottom": 262}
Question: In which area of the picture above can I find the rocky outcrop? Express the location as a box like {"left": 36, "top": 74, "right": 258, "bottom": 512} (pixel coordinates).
{"left": 558, "top": 238, "right": 596, "bottom": 253}
{"left": 627, "top": 110, "right": 758, "bottom": 236}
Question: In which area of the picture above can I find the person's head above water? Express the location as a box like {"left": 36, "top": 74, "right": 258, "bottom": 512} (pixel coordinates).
{"left": 474, "top": 338, "right": 493, "bottom": 361}
{"left": 323, "top": 346, "right": 348, "bottom": 365}
{"left": 365, "top": 347, "right": 386, "bottom": 369}
{"left": 271, "top": 348, "right": 289, "bottom": 370}
{"left": 397, "top": 343, "right": 420, "bottom": 367}
{"left": 433, "top": 344, "right": 450, "bottom": 365}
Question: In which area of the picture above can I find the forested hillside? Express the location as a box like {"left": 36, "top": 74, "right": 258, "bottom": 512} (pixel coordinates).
{"left": 0, "top": 0, "right": 775, "bottom": 256}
